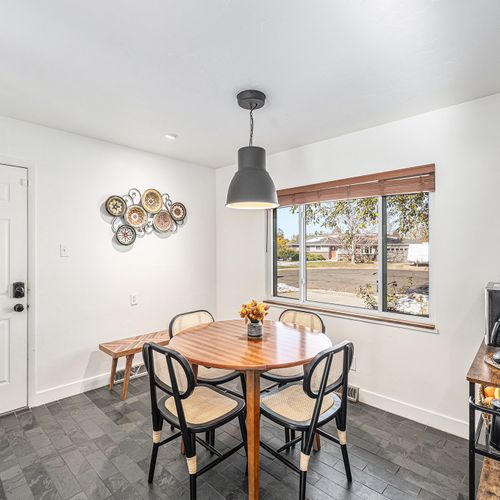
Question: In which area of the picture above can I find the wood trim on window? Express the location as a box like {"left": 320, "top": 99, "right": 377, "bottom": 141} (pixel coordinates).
{"left": 264, "top": 299, "right": 436, "bottom": 331}
{"left": 277, "top": 164, "right": 435, "bottom": 206}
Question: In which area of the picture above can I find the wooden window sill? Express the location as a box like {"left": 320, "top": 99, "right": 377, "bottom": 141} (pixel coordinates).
{"left": 264, "top": 299, "right": 436, "bottom": 332}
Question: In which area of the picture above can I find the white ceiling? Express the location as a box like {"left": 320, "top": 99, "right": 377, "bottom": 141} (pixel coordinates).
{"left": 1, "top": 1, "right": 500, "bottom": 168}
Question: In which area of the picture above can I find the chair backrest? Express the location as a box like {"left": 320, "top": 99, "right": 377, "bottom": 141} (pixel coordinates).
{"left": 168, "top": 310, "right": 214, "bottom": 338}
{"left": 279, "top": 309, "right": 325, "bottom": 333}
{"left": 142, "top": 342, "right": 195, "bottom": 401}
{"left": 304, "top": 341, "right": 353, "bottom": 399}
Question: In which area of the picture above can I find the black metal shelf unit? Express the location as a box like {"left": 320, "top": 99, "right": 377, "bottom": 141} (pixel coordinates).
{"left": 468, "top": 388, "right": 500, "bottom": 499}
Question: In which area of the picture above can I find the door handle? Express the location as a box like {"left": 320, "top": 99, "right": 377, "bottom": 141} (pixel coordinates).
{"left": 13, "top": 304, "right": 24, "bottom": 312}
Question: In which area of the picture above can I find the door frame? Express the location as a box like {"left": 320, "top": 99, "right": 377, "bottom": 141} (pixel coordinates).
{"left": 0, "top": 154, "right": 37, "bottom": 410}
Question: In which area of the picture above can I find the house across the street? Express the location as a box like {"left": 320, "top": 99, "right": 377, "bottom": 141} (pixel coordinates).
{"left": 287, "top": 233, "right": 429, "bottom": 264}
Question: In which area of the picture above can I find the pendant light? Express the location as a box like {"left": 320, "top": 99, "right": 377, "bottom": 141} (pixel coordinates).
{"left": 226, "top": 90, "right": 279, "bottom": 209}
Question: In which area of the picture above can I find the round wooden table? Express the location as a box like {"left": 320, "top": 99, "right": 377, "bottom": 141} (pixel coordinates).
{"left": 168, "top": 319, "right": 332, "bottom": 499}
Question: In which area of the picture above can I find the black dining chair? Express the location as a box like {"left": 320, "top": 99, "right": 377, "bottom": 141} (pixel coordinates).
{"left": 169, "top": 310, "right": 242, "bottom": 391}
{"left": 169, "top": 310, "right": 246, "bottom": 447}
{"left": 259, "top": 341, "right": 354, "bottom": 500}
{"left": 262, "top": 309, "right": 325, "bottom": 387}
{"left": 143, "top": 342, "right": 247, "bottom": 500}
{"left": 262, "top": 309, "right": 326, "bottom": 444}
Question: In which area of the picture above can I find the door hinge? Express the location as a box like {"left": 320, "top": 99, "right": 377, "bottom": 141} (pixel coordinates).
{"left": 20, "top": 178, "right": 30, "bottom": 187}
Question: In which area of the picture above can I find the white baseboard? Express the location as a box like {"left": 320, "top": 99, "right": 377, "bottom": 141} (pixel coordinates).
{"left": 31, "top": 363, "right": 145, "bottom": 407}
{"left": 359, "top": 388, "right": 468, "bottom": 439}
{"left": 31, "top": 372, "right": 111, "bottom": 407}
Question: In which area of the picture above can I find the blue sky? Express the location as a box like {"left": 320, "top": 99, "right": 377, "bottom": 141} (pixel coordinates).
{"left": 277, "top": 207, "right": 324, "bottom": 239}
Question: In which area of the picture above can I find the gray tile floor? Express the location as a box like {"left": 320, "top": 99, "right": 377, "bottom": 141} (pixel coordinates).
{"left": 0, "top": 376, "right": 475, "bottom": 499}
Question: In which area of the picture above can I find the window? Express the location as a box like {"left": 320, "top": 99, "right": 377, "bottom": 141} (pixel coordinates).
{"left": 274, "top": 205, "right": 300, "bottom": 300}
{"left": 385, "top": 193, "right": 429, "bottom": 316}
{"left": 305, "top": 197, "right": 379, "bottom": 308}
{"left": 271, "top": 165, "right": 434, "bottom": 319}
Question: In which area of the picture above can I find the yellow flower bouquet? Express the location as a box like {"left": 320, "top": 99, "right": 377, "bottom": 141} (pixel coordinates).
{"left": 240, "top": 300, "right": 269, "bottom": 338}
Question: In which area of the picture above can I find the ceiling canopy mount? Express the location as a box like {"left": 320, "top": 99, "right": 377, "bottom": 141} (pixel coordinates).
{"left": 237, "top": 89, "right": 266, "bottom": 111}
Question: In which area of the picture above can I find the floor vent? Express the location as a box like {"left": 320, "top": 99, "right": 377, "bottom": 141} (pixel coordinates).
{"left": 114, "top": 363, "right": 147, "bottom": 383}
{"left": 335, "top": 384, "right": 359, "bottom": 403}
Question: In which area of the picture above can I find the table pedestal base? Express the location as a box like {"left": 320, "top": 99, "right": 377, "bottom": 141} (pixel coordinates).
{"left": 246, "top": 370, "right": 261, "bottom": 499}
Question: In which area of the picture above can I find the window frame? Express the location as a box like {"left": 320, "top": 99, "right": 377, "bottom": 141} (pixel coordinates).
{"left": 267, "top": 193, "right": 435, "bottom": 329}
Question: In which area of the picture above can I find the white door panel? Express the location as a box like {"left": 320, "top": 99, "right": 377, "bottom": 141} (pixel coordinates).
{"left": 0, "top": 319, "right": 10, "bottom": 384}
{"left": 0, "top": 164, "right": 28, "bottom": 414}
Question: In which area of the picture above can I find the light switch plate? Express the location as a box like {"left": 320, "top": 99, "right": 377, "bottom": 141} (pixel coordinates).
{"left": 130, "top": 293, "right": 138, "bottom": 306}
{"left": 60, "top": 244, "right": 69, "bottom": 257}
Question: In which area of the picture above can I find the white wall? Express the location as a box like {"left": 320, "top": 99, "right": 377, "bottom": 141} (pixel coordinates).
{"left": 2, "top": 91, "right": 499, "bottom": 434}
{"left": 216, "top": 93, "right": 500, "bottom": 438}
{"left": 0, "top": 115, "right": 216, "bottom": 406}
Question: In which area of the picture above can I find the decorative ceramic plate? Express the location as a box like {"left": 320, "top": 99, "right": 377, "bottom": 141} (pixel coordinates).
{"left": 153, "top": 210, "right": 173, "bottom": 232}
{"left": 105, "top": 195, "right": 126, "bottom": 217}
{"left": 116, "top": 225, "right": 136, "bottom": 245}
{"left": 170, "top": 202, "right": 187, "bottom": 221}
{"left": 141, "top": 189, "right": 163, "bottom": 213}
{"left": 125, "top": 205, "right": 148, "bottom": 228}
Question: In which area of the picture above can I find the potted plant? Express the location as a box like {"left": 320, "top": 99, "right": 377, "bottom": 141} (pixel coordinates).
{"left": 240, "top": 300, "right": 269, "bottom": 339}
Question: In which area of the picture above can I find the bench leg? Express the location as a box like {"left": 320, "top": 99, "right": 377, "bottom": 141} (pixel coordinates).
{"left": 122, "top": 354, "right": 134, "bottom": 400}
{"left": 109, "top": 358, "right": 118, "bottom": 391}
{"left": 313, "top": 433, "right": 321, "bottom": 451}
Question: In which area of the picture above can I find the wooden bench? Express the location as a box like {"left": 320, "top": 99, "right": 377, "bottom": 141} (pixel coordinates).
{"left": 478, "top": 458, "right": 500, "bottom": 499}
{"left": 99, "top": 330, "right": 169, "bottom": 400}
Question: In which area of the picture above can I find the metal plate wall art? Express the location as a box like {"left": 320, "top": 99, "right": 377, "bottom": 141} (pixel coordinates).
{"left": 141, "top": 189, "right": 163, "bottom": 213}
{"left": 170, "top": 202, "right": 187, "bottom": 222}
{"left": 125, "top": 205, "right": 148, "bottom": 228}
{"left": 105, "top": 195, "right": 126, "bottom": 217}
{"left": 116, "top": 224, "right": 136, "bottom": 245}
{"left": 104, "top": 188, "right": 187, "bottom": 246}
{"left": 153, "top": 210, "right": 173, "bottom": 232}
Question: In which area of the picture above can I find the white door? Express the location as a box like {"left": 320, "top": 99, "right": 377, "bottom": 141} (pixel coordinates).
{"left": 0, "top": 164, "right": 28, "bottom": 414}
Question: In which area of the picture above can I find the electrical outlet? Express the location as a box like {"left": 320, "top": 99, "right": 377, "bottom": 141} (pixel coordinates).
{"left": 60, "top": 244, "right": 69, "bottom": 257}
{"left": 130, "top": 293, "right": 138, "bottom": 306}
{"left": 351, "top": 356, "right": 357, "bottom": 372}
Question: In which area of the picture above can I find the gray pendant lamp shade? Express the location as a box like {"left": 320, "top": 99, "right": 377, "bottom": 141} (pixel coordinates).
{"left": 226, "top": 146, "right": 279, "bottom": 209}
{"left": 226, "top": 89, "right": 279, "bottom": 209}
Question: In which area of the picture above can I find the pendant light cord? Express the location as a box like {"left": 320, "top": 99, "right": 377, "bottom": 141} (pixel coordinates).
{"left": 249, "top": 105, "right": 255, "bottom": 147}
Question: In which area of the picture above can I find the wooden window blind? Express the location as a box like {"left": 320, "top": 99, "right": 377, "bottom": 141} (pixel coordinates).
{"left": 277, "top": 164, "right": 435, "bottom": 206}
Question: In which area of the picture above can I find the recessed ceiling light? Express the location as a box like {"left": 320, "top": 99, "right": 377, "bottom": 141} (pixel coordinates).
{"left": 164, "top": 133, "right": 178, "bottom": 141}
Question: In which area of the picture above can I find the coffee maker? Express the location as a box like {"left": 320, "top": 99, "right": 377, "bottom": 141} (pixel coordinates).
{"left": 484, "top": 282, "right": 500, "bottom": 347}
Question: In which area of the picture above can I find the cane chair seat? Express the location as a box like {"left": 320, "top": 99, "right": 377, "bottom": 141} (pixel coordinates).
{"left": 265, "top": 365, "right": 304, "bottom": 378}
{"left": 261, "top": 383, "right": 340, "bottom": 427}
{"left": 163, "top": 385, "right": 242, "bottom": 426}
{"left": 197, "top": 366, "right": 236, "bottom": 381}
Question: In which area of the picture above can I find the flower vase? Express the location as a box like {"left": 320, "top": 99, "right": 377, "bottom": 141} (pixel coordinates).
{"left": 247, "top": 321, "right": 262, "bottom": 339}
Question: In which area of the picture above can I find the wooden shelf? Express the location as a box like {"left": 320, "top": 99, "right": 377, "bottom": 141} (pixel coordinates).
{"left": 478, "top": 458, "right": 500, "bottom": 499}
{"left": 466, "top": 342, "right": 500, "bottom": 387}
